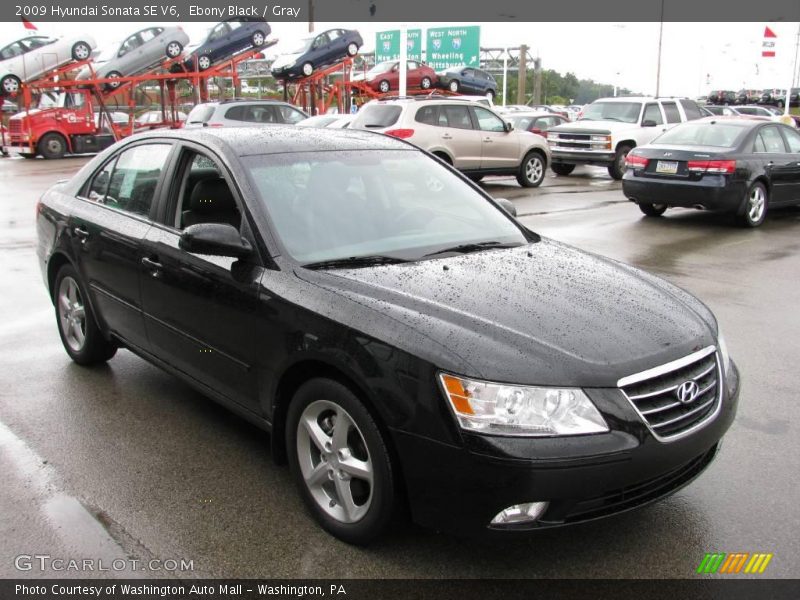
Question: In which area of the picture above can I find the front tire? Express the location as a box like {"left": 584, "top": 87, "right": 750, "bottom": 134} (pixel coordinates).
{"left": 197, "top": 55, "right": 212, "bottom": 71}
{"left": 639, "top": 203, "right": 667, "bottom": 217}
{"left": 551, "top": 163, "right": 576, "bottom": 176}
{"left": 105, "top": 71, "right": 123, "bottom": 90}
{"left": 378, "top": 80, "right": 390, "bottom": 93}
{"left": 301, "top": 62, "right": 314, "bottom": 77}
{"left": 54, "top": 265, "right": 117, "bottom": 365}
{"left": 71, "top": 41, "right": 92, "bottom": 62}
{"left": 287, "top": 379, "right": 397, "bottom": 545}
{"left": 736, "top": 181, "right": 768, "bottom": 227}
{"left": 517, "top": 151, "right": 547, "bottom": 187}
{"left": 252, "top": 31, "right": 266, "bottom": 47}
{"left": 608, "top": 144, "right": 633, "bottom": 180}
{"left": 38, "top": 132, "right": 67, "bottom": 159}
{"left": 1, "top": 74, "right": 21, "bottom": 95}
{"left": 420, "top": 76, "right": 432, "bottom": 90}
{"left": 448, "top": 80, "right": 460, "bottom": 93}
{"left": 166, "top": 41, "right": 183, "bottom": 59}
{"left": 346, "top": 42, "right": 359, "bottom": 57}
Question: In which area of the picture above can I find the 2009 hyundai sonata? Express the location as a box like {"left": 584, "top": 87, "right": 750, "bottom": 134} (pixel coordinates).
{"left": 36, "top": 127, "right": 740, "bottom": 544}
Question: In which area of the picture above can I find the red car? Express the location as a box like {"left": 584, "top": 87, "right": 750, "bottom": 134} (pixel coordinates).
{"left": 357, "top": 59, "right": 436, "bottom": 93}
{"left": 505, "top": 112, "right": 569, "bottom": 137}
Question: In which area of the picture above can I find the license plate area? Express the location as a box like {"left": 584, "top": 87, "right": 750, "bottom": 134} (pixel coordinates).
{"left": 656, "top": 160, "right": 679, "bottom": 174}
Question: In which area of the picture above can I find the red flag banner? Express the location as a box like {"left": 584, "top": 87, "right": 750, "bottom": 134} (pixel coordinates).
{"left": 762, "top": 26, "right": 776, "bottom": 57}
{"left": 764, "top": 26, "right": 777, "bottom": 38}
{"left": 21, "top": 17, "right": 37, "bottom": 30}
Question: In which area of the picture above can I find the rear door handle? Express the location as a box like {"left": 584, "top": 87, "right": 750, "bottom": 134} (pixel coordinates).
{"left": 141, "top": 257, "right": 163, "bottom": 273}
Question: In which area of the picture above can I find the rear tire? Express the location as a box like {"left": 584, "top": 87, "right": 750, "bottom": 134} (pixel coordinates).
{"left": 302, "top": 62, "right": 314, "bottom": 77}
{"left": 105, "top": 71, "right": 123, "bottom": 90}
{"left": 54, "top": 265, "right": 117, "bottom": 366}
{"left": 420, "top": 76, "right": 432, "bottom": 90}
{"left": 166, "top": 41, "right": 183, "bottom": 59}
{"left": 608, "top": 144, "right": 633, "bottom": 180}
{"left": 432, "top": 152, "right": 452, "bottom": 165}
{"left": 486, "top": 89, "right": 496, "bottom": 101}
{"left": 736, "top": 181, "right": 768, "bottom": 227}
{"left": 286, "top": 379, "right": 397, "bottom": 545}
{"left": 378, "top": 80, "right": 390, "bottom": 93}
{"left": 551, "top": 163, "right": 575, "bottom": 176}
{"left": 1, "top": 74, "right": 21, "bottom": 95}
{"left": 197, "top": 55, "right": 212, "bottom": 71}
{"left": 347, "top": 42, "right": 359, "bottom": 57}
{"left": 517, "top": 151, "right": 546, "bottom": 188}
{"left": 251, "top": 31, "right": 266, "bottom": 47}
{"left": 467, "top": 174, "right": 484, "bottom": 183}
{"left": 639, "top": 203, "right": 667, "bottom": 217}
{"left": 38, "top": 133, "right": 67, "bottom": 159}
{"left": 71, "top": 41, "right": 92, "bottom": 62}
{"left": 448, "top": 80, "right": 460, "bottom": 93}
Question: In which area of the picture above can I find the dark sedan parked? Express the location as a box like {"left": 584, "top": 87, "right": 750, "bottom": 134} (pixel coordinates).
{"left": 181, "top": 17, "right": 270, "bottom": 71}
{"left": 623, "top": 118, "right": 800, "bottom": 227}
{"left": 37, "top": 127, "right": 738, "bottom": 544}
{"left": 271, "top": 28, "right": 362, "bottom": 79}
{"left": 437, "top": 66, "right": 497, "bottom": 98}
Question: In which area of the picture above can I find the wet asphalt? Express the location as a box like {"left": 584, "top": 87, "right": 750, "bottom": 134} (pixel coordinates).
{"left": 0, "top": 155, "right": 798, "bottom": 579}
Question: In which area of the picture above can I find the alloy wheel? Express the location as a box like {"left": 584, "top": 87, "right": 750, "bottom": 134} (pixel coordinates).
{"left": 296, "top": 400, "right": 373, "bottom": 524}
{"left": 748, "top": 185, "right": 766, "bottom": 223}
{"left": 73, "top": 42, "right": 91, "bottom": 61}
{"left": 526, "top": 155, "right": 544, "bottom": 184}
{"left": 253, "top": 32, "right": 265, "bottom": 47}
{"left": 167, "top": 42, "right": 182, "bottom": 58}
{"left": 198, "top": 56, "right": 211, "bottom": 70}
{"left": 58, "top": 276, "right": 86, "bottom": 353}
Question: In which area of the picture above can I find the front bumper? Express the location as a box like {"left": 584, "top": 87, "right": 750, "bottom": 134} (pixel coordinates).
{"left": 393, "top": 362, "right": 739, "bottom": 536}
{"left": 551, "top": 150, "right": 616, "bottom": 166}
{"left": 622, "top": 173, "right": 747, "bottom": 212}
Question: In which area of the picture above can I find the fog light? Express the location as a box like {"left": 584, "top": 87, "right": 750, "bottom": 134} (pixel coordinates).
{"left": 490, "top": 501, "right": 549, "bottom": 526}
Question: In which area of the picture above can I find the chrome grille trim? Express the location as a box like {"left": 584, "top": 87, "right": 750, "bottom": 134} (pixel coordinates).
{"left": 617, "top": 346, "right": 723, "bottom": 443}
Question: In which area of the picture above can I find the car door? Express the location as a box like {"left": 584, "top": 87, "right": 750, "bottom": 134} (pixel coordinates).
{"left": 460, "top": 68, "right": 477, "bottom": 92}
{"left": 22, "top": 37, "right": 59, "bottom": 79}
{"left": 115, "top": 31, "right": 144, "bottom": 75}
{"left": 205, "top": 22, "right": 229, "bottom": 61}
{"left": 70, "top": 141, "right": 174, "bottom": 352}
{"left": 309, "top": 31, "right": 331, "bottom": 67}
{"left": 406, "top": 61, "right": 421, "bottom": 87}
{"left": 435, "top": 104, "right": 482, "bottom": 169}
{"left": 139, "top": 144, "right": 261, "bottom": 408}
{"left": 773, "top": 126, "right": 800, "bottom": 203}
{"left": 472, "top": 106, "right": 519, "bottom": 170}
{"left": 754, "top": 125, "right": 795, "bottom": 204}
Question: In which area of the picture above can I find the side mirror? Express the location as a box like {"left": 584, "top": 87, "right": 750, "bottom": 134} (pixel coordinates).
{"left": 503, "top": 121, "right": 514, "bottom": 133}
{"left": 642, "top": 120, "right": 657, "bottom": 127}
{"left": 495, "top": 198, "right": 517, "bottom": 217}
{"left": 179, "top": 223, "right": 252, "bottom": 258}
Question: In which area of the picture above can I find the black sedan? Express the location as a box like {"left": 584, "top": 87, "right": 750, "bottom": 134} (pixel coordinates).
{"left": 37, "top": 127, "right": 738, "bottom": 544}
{"left": 180, "top": 17, "right": 271, "bottom": 72}
{"left": 270, "top": 28, "right": 362, "bottom": 79}
{"left": 623, "top": 119, "right": 800, "bottom": 227}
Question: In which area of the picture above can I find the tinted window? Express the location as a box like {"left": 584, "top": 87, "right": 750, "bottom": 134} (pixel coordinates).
{"left": 654, "top": 123, "right": 746, "bottom": 147}
{"left": 415, "top": 105, "right": 439, "bottom": 125}
{"left": 209, "top": 23, "right": 229, "bottom": 41}
{"left": 0, "top": 42, "right": 25, "bottom": 59}
{"left": 661, "top": 102, "right": 681, "bottom": 123}
{"left": 473, "top": 107, "right": 505, "bottom": 132}
{"left": 642, "top": 104, "right": 663, "bottom": 125}
{"left": 353, "top": 104, "right": 402, "bottom": 128}
{"left": 244, "top": 105, "right": 278, "bottom": 123}
{"left": 680, "top": 99, "right": 703, "bottom": 121}
{"left": 439, "top": 105, "right": 472, "bottom": 130}
{"left": 86, "top": 159, "right": 117, "bottom": 203}
{"left": 104, "top": 144, "right": 171, "bottom": 217}
{"left": 756, "top": 126, "right": 788, "bottom": 153}
{"left": 224, "top": 106, "right": 247, "bottom": 121}
{"left": 783, "top": 127, "right": 800, "bottom": 153}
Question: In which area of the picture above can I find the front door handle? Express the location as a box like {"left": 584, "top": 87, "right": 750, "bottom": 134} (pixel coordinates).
{"left": 73, "top": 227, "right": 89, "bottom": 240}
{"left": 141, "top": 257, "right": 163, "bottom": 274}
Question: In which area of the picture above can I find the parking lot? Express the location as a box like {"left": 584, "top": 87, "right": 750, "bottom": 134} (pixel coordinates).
{"left": 1, "top": 155, "right": 798, "bottom": 578}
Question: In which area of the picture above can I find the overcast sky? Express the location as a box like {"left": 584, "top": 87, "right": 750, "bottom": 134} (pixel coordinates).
{"left": 2, "top": 21, "right": 798, "bottom": 97}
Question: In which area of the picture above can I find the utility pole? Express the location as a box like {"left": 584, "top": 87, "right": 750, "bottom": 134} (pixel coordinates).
{"left": 532, "top": 57, "right": 542, "bottom": 105}
{"left": 655, "top": 0, "right": 664, "bottom": 96}
{"left": 517, "top": 44, "right": 527, "bottom": 105}
{"left": 308, "top": 0, "right": 314, "bottom": 33}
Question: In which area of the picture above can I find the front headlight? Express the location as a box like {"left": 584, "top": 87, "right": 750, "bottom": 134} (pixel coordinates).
{"left": 717, "top": 329, "right": 732, "bottom": 378}
{"left": 439, "top": 373, "right": 609, "bottom": 436}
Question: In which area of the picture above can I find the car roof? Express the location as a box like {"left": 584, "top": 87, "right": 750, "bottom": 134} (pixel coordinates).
{"left": 130, "top": 126, "right": 411, "bottom": 156}
{"left": 696, "top": 116, "right": 770, "bottom": 126}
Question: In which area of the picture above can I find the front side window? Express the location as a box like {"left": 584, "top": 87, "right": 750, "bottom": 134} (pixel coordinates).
{"left": 755, "top": 126, "right": 787, "bottom": 153}
{"left": 782, "top": 127, "right": 800, "bottom": 153}
{"left": 580, "top": 101, "right": 641, "bottom": 124}
{"left": 174, "top": 152, "right": 240, "bottom": 230}
{"left": 642, "top": 103, "right": 664, "bottom": 125}
{"left": 278, "top": 105, "right": 306, "bottom": 124}
{"left": 98, "top": 144, "right": 172, "bottom": 216}
{"left": 0, "top": 42, "right": 25, "bottom": 59}
{"left": 244, "top": 150, "right": 529, "bottom": 264}
{"left": 119, "top": 34, "right": 142, "bottom": 57}
{"left": 473, "top": 107, "right": 505, "bottom": 132}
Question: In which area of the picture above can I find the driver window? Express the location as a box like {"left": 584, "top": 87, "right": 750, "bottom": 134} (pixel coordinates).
{"left": 642, "top": 103, "right": 663, "bottom": 125}
{"left": 119, "top": 34, "right": 141, "bottom": 57}
{"left": 473, "top": 107, "right": 505, "bottom": 132}
{"left": 0, "top": 42, "right": 25, "bottom": 59}
{"left": 175, "top": 152, "right": 241, "bottom": 230}
{"left": 86, "top": 158, "right": 117, "bottom": 203}
{"left": 209, "top": 23, "right": 229, "bottom": 41}
{"left": 312, "top": 33, "right": 329, "bottom": 49}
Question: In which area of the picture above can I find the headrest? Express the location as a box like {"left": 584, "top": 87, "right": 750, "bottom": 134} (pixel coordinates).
{"left": 188, "top": 178, "right": 236, "bottom": 213}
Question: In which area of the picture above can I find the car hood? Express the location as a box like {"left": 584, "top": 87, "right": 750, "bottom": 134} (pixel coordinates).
{"left": 272, "top": 52, "right": 301, "bottom": 70}
{"left": 552, "top": 120, "right": 642, "bottom": 134}
{"left": 296, "top": 240, "right": 717, "bottom": 387}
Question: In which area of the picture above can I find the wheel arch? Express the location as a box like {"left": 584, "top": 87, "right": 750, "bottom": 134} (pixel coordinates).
{"left": 46, "top": 251, "right": 74, "bottom": 303}
{"left": 737, "top": 176, "right": 770, "bottom": 216}
{"left": 38, "top": 130, "right": 73, "bottom": 154}
{"left": 615, "top": 139, "right": 636, "bottom": 152}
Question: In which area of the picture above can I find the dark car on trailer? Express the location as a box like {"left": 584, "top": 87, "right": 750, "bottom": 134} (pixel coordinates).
{"left": 623, "top": 118, "right": 800, "bottom": 227}
{"left": 180, "top": 17, "right": 271, "bottom": 72}
{"left": 36, "top": 127, "right": 739, "bottom": 544}
{"left": 270, "top": 29, "right": 362, "bottom": 79}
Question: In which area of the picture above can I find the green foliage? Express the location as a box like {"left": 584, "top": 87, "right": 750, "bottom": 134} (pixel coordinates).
{"left": 498, "top": 69, "right": 639, "bottom": 106}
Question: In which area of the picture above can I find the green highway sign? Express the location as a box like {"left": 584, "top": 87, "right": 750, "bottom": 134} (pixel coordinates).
{"left": 375, "top": 29, "right": 423, "bottom": 63}
{"left": 425, "top": 26, "right": 480, "bottom": 70}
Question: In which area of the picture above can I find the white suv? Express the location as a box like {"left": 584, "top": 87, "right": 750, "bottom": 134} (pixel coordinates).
{"left": 184, "top": 99, "right": 308, "bottom": 128}
{"left": 546, "top": 96, "right": 706, "bottom": 179}
{"left": 351, "top": 97, "right": 551, "bottom": 187}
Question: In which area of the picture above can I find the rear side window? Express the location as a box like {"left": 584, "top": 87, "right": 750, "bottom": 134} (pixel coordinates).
{"left": 755, "top": 126, "right": 788, "bottom": 153}
{"left": 661, "top": 102, "right": 681, "bottom": 123}
{"left": 224, "top": 106, "right": 247, "bottom": 121}
{"left": 782, "top": 127, "right": 800, "bottom": 153}
{"left": 415, "top": 105, "right": 439, "bottom": 125}
{"left": 103, "top": 144, "right": 171, "bottom": 217}
{"left": 354, "top": 104, "right": 402, "bottom": 128}
{"left": 439, "top": 105, "right": 472, "bottom": 130}
{"left": 243, "top": 105, "right": 278, "bottom": 123}
{"left": 680, "top": 99, "right": 703, "bottom": 121}
{"left": 187, "top": 104, "right": 217, "bottom": 124}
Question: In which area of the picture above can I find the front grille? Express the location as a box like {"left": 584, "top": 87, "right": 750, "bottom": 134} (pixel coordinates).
{"left": 8, "top": 121, "right": 21, "bottom": 134}
{"left": 619, "top": 347, "right": 721, "bottom": 441}
{"left": 562, "top": 445, "right": 718, "bottom": 523}
{"left": 553, "top": 132, "right": 592, "bottom": 141}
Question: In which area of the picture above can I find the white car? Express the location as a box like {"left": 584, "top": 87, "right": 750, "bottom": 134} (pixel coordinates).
{"left": 0, "top": 35, "right": 96, "bottom": 94}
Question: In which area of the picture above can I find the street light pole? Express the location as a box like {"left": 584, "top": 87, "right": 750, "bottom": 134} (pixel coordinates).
{"left": 655, "top": 0, "right": 665, "bottom": 96}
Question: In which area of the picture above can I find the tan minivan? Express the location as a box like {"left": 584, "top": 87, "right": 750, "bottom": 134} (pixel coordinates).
{"left": 351, "top": 97, "right": 551, "bottom": 187}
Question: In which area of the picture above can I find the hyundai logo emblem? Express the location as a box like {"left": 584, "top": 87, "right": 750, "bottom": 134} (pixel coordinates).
{"left": 676, "top": 380, "right": 701, "bottom": 404}
{"left": 663, "top": 152, "right": 673, "bottom": 157}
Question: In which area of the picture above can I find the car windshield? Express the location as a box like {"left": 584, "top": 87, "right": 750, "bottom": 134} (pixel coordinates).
{"left": 580, "top": 101, "right": 641, "bottom": 123}
{"left": 653, "top": 123, "right": 746, "bottom": 147}
{"left": 290, "top": 37, "right": 313, "bottom": 53}
{"left": 367, "top": 61, "right": 396, "bottom": 75}
{"left": 243, "top": 149, "right": 530, "bottom": 264}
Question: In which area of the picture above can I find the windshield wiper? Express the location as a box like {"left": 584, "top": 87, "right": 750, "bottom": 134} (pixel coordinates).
{"left": 302, "top": 255, "right": 410, "bottom": 270}
{"left": 423, "top": 241, "right": 522, "bottom": 258}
